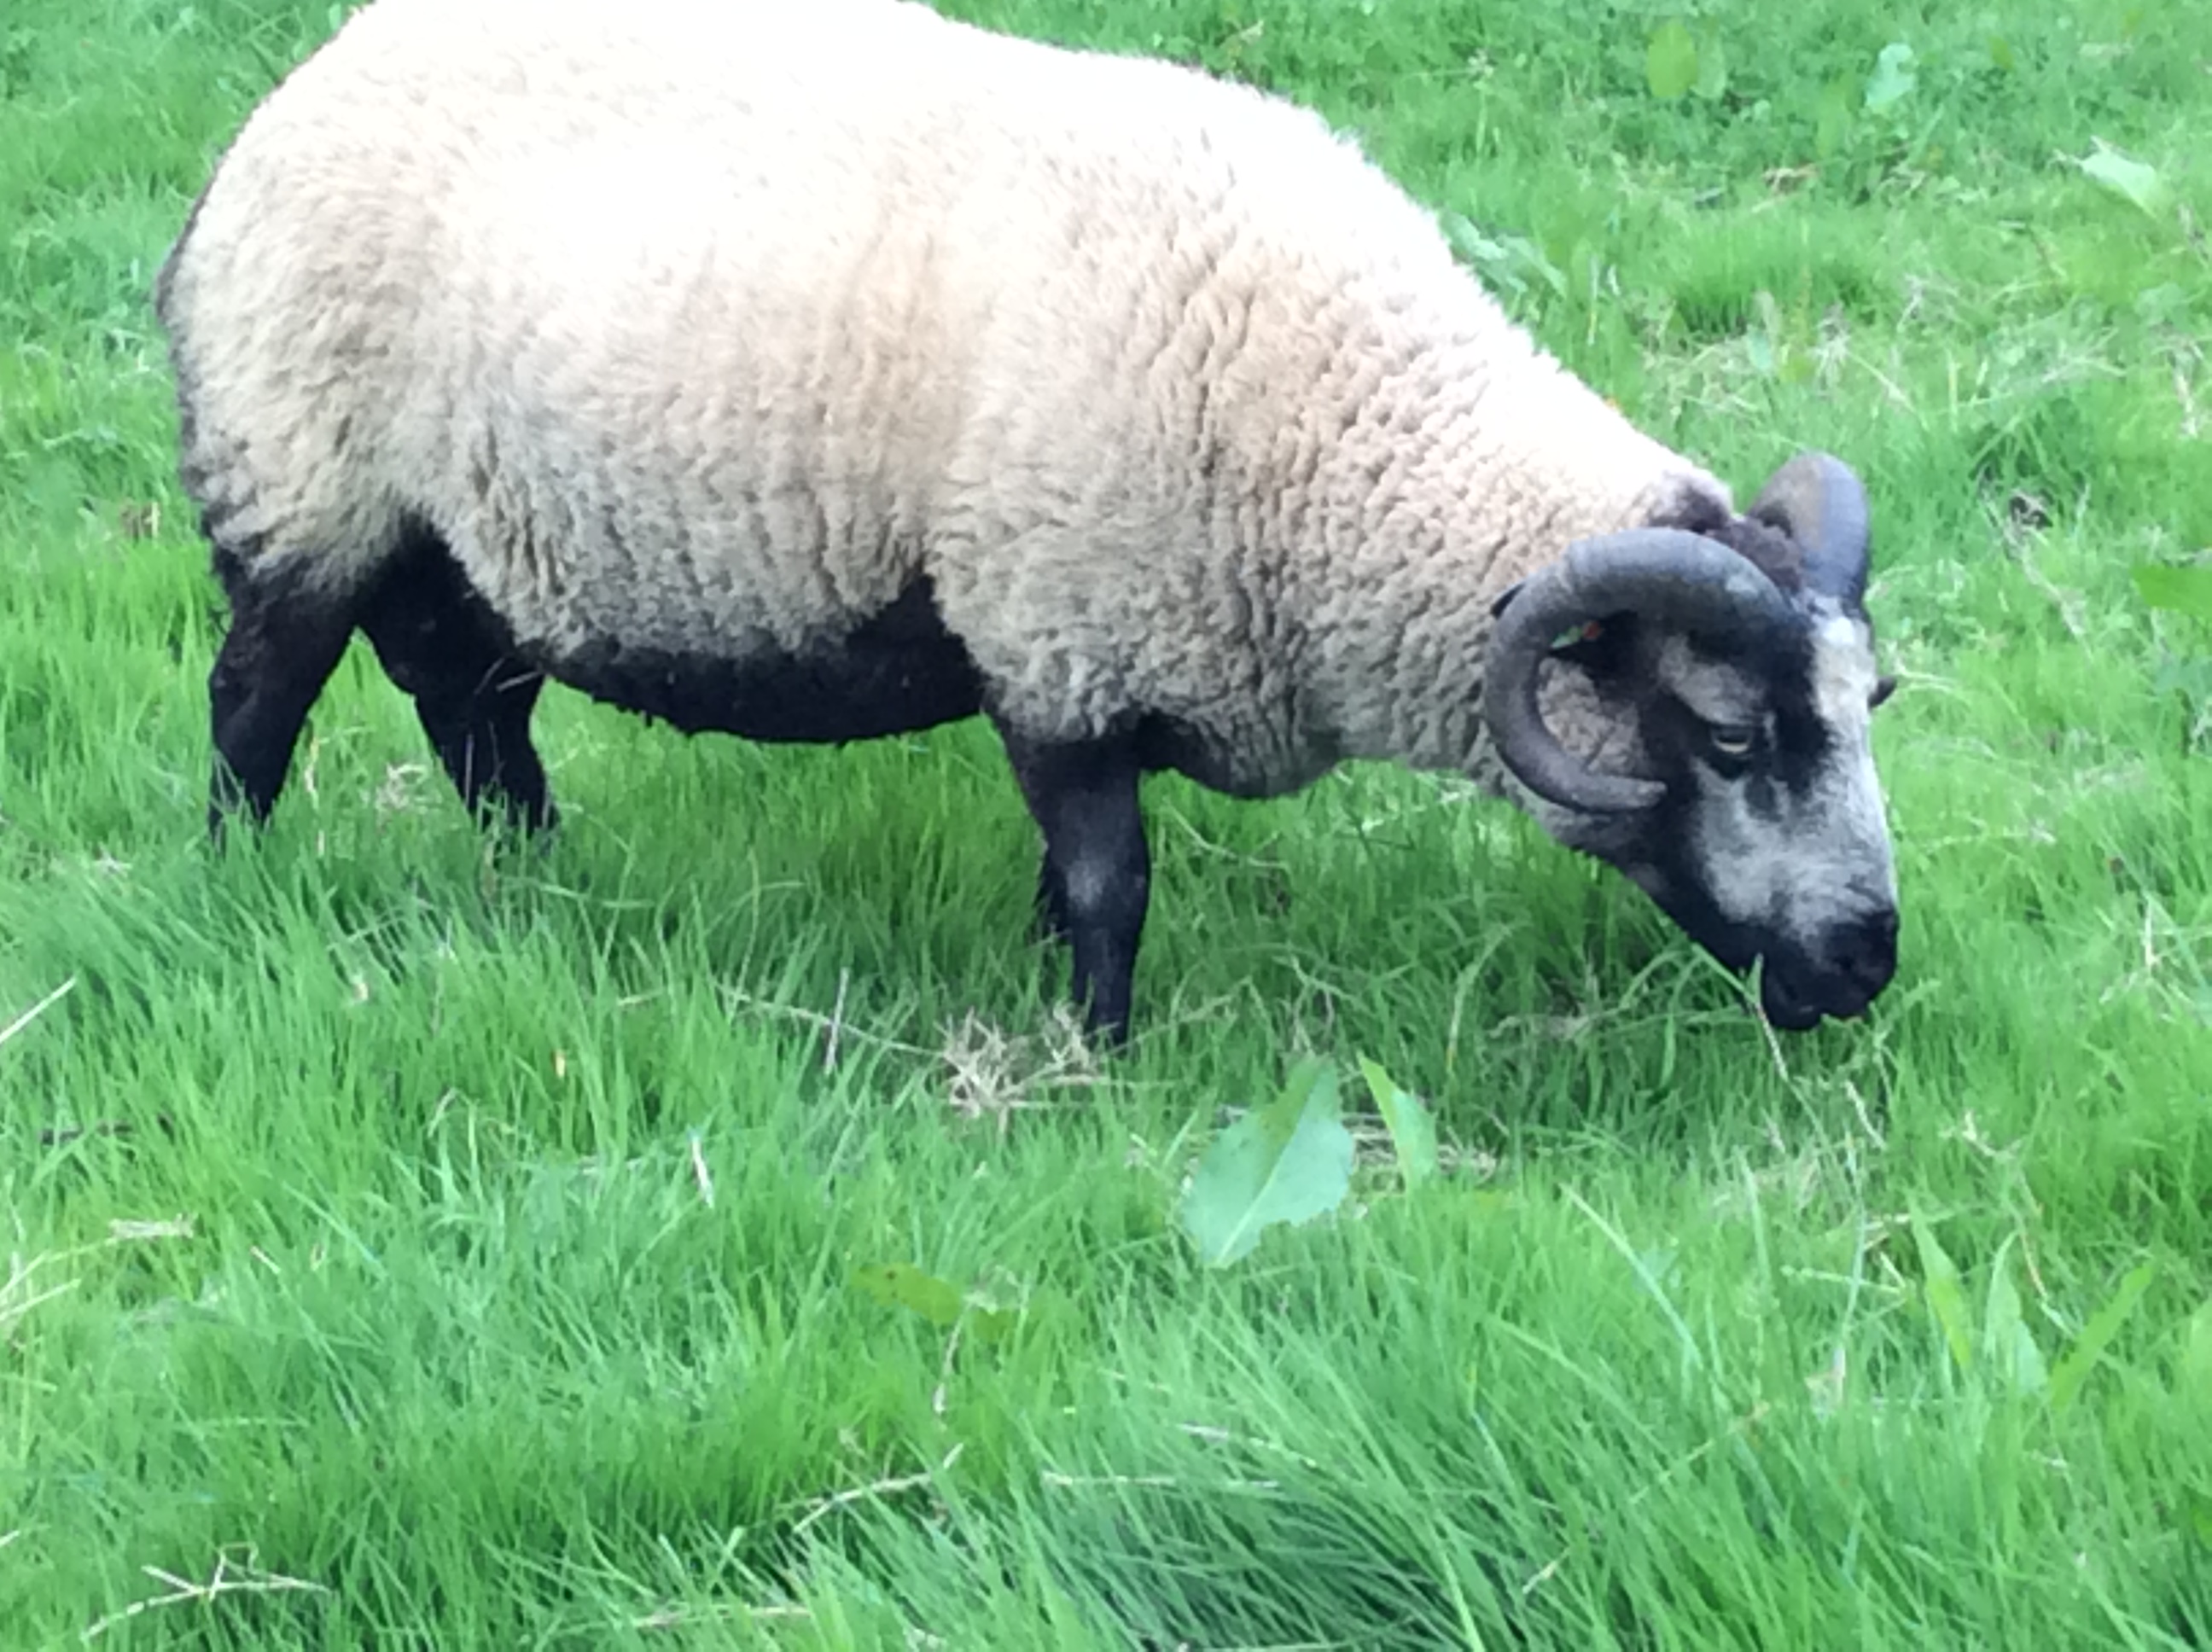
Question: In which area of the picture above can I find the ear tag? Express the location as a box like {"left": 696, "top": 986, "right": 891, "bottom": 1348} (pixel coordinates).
{"left": 1549, "top": 620, "right": 1605, "bottom": 652}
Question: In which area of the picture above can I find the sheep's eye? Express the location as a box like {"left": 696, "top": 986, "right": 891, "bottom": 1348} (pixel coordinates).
{"left": 1708, "top": 725, "right": 1756, "bottom": 759}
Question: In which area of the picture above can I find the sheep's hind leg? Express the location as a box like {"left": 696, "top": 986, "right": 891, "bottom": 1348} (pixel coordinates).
{"left": 207, "top": 552, "right": 362, "bottom": 836}
{"left": 996, "top": 723, "right": 1150, "bottom": 1043}
{"left": 1033, "top": 858, "right": 1073, "bottom": 945}
{"left": 356, "top": 525, "right": 555, "bottom": 834}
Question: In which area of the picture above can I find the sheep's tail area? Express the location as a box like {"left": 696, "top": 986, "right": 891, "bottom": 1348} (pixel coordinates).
{"left": 149, "top": 28, "right": 419, "bottom": 607}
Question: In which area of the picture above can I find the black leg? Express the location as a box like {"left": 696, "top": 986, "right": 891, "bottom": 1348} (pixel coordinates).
{"left": 356, "top": 526, "right": 556, "bottom": 833}
{"left": 997, "top": 722, "right": 1150, "bottom": 1042}
{"left": 207, "top": 558, "right": 360, "bottom": 835}
{"left": 1033, "top": 856, "right": 1072, "bottom": 945}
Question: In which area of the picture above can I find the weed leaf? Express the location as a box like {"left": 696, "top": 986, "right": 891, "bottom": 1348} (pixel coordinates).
{"left": 1814, "top": 71, "right": 1856, "bottom": 159}
{"left": 1179, "top": 1058, "right": 1355, "bottom": 1267}
{"left": 2133, "top": 563, "right": 2212, "bottom": 625}
{"left": 966, "top": 1306, "right": 1021, "bottom": 1345}
{"left": 1864, "top": 43, "right": 1917, "bottom": 114}
{"left": 2049, "top": 1262, "right": 2155, "bottom": 1413}
{"left": 1692, "top": 26, "right": 1728, "bottom": 101}
{"left": 851, "top": 1263, "right": 965, "bottom": 1329}
{"left": 1982, "top": 1238, "right": 2047, "bottom": 1399}
{"left": 1912, "top": 1215, "right": 1974, "bottom": 1373}
{"left": 1438, "top": 212, "right": 1568, "bottom": 301}
{"left": 1644, "top": 21, "right": 1697, "bottom": 102}
{"left": 2152, "top": 656, "right": 2212, "bottom": 709}
{"left": 1357, "top": 1056, "right": 1438, "bottom": 1190}
{"left": 2182, "top": 1299, "right": 2212, "bottom": 1397}
{"left": 2078, "top": 140, "right": 2172, "bottom": 217}
{"left": 852, "top": 1264, "right": 1022, "bottom": 1343}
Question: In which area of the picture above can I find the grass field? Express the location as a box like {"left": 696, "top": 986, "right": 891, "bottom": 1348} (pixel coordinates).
{"left": 4, "top": 0, "right": 2211, "bottom": 1643}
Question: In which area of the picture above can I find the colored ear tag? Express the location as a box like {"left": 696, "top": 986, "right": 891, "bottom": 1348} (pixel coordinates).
{"left": 1550, "top": 620, "right": 1605, "bottom": 651}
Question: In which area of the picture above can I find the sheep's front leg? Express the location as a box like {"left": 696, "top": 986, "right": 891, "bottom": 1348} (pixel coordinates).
{"left": 995, "top": 723, "right": 1150, "bottom": 1043}
{"left": 357, "top": 528, "right": 555, "bottom": 835}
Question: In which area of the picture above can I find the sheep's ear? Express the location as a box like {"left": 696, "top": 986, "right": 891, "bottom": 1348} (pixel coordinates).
{"left": 1749, "top": 452, "right": 1871, "bottom": 608}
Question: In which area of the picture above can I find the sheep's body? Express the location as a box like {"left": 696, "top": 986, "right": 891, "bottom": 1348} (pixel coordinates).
{"left": 161, "top": 0, "right": 1723, "bottom": 797}
{"left": 158, "top": 0, "right": 1902, "bottom": 1039}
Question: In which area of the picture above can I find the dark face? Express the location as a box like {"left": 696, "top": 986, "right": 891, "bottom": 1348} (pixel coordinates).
{"left": 1526, "top": 602, "right": 1901, "bottom": 1027}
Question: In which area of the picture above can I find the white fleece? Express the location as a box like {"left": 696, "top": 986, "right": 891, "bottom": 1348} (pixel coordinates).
{"left": 157, "top": 0, "right": 1730, "bottom": 795}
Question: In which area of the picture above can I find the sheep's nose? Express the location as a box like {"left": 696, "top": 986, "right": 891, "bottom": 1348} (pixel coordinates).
{"left": 1836, "top": 907, "right": 1899, "bottom": 998}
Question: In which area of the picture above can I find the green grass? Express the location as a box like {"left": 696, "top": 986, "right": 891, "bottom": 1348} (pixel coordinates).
{"left": 4, "top": 0, "right": 2211, "bottom": 1643}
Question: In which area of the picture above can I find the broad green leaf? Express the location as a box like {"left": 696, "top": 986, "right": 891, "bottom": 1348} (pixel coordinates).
{"left": 2137, "top": 283, "right": 2192, "bottom": 328}
{"left": 966, "top": 1306, "right": 1020, "bottom": 1345}
{"left": 1509, "top": 235, "right": 1569, "bottom": 300}
{"left": 2080, "top": 140, "right": 2172, "bottom": 217}
{"left": 2049, "top": 1262, "right": 2155, "bottom": 1413}
{"left": 2191, "top": 1494, "right": 2212, "bottom": 1551}
{"left": 852, "top": 1265, "right": 1026, "bottom": 1342}
{"left": 1179, "top": 1058, "right": 1355, "bottom": 1268}
{"left": 1358, "top": 1056, "right": 1438, "bottom": 1190}
{"left": 1438, "top": 212, "right": 1511, "bottom": 293}
{"left": 1999, "top": 1318, "right": 2046, "bottom": 1398}
{"left": 2181, "top": 1299, "right": 2212, "bottom": 1398}
{"left": 1982, "top": 1239, "right": 2048, "bottom": 1399}
{"left": 1644, "top": 21, "right": 1697, "bottom": 101}
{"left": 1814, "top": 72, "right": 1855, "bottom": 159}
{"left": 1987, "top": 33, "right": 2017, "bottom": 73}
{"left": 2133, "top": 563, "right": 2212, "bottom": 625}
{"left": 1748, "top": 288, "right": 1784, "bottom": 377}
{"left": 1441, "top": 212, "right": 1569, "bottom": 304}
{"left": 2152, "top": 656, "right": 2212, "bottom": 706}
{"left": 1863, "top": 42, "right": 1917, "bottom": 114}
{"left": 1912, "top": 1215, "right": 1973, "bottom": 1373}
{"left": 1692, "top": 26, "right": 1728, "bottom": 101}
{"left": 850, "top": 1262, "right": 964, "bottom": 1329}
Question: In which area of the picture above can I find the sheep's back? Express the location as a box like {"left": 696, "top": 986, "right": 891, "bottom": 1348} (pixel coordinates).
{"left": 162, "top": 0, "right": 1515, "bottom": 777}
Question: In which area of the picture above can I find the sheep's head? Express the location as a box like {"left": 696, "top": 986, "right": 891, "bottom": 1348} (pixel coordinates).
{"left": 1482, "top": 454, "right": 1899, "bottom": 1030}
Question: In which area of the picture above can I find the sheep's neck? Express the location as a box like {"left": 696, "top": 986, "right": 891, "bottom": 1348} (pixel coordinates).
{"left": 1283, "top": 346, "right": 1720, "bottom": 781}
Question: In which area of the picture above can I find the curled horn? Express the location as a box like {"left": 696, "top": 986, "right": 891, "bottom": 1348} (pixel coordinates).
{"left": 1749, "top": 451, "right": 1871, "bottom": 605}
{"left": 1482, "top": 528, "right": 1800, "bottom": 814}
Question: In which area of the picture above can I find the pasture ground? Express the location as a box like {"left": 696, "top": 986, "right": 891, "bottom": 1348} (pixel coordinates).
{"left": 3, "top": 0, "right": 2209, "bottom": 1643}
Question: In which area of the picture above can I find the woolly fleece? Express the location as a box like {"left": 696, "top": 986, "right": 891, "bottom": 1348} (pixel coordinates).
{"left": 156, "top": 0, "right": 1734, "bottom": 800}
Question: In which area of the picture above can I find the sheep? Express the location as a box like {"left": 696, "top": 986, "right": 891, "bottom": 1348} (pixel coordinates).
{"left": 153, "top": 0, "right": 1901, "bottom": 1042}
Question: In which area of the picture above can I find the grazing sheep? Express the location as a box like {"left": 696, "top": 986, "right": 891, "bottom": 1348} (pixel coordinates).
{"left": 154, "top": 0, "right": 1901, "bottom": 1040}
